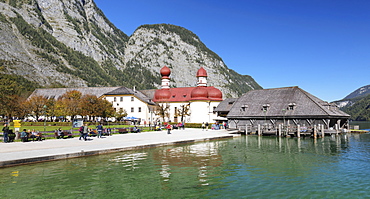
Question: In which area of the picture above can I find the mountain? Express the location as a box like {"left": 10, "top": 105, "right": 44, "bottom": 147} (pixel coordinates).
{"left": 335, "top": 85, "right": 370, "bottom": 121}
{"left": 0, "top": 0, "right": 261, "bottom": 98}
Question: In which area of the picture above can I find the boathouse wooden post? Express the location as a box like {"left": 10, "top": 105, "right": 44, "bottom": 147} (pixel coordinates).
{"left": 297, "top": 124, "right": 301, "bottom": 138}
{"left": 313, "top": 124, "right": 317, "bottom": 139}
{"left": 321, "top": 124, "right": 325, "bottom": 138}
{"left": 278, "top": 124, "right": 282, "bottom": 137}
{"left": 258, "top": 124, "right": 261, "bottom": 136}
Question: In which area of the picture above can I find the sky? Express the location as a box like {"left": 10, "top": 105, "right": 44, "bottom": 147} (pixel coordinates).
{"left": 94, "top": 0, "right": 369, "bottom": 102}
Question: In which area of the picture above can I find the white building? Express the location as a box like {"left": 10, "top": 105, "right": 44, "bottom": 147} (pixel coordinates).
{"left": 152, "top": 66, "right": 223, "bottom": 123}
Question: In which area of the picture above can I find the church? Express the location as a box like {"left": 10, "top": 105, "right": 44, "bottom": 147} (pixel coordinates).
{"left": 152, "top": 66, "right": 223, "bottom": 123}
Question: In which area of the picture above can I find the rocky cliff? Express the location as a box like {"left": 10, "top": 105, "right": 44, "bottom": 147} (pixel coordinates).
{"left": 0, "top": 0, "right": 261, "bottom": 98}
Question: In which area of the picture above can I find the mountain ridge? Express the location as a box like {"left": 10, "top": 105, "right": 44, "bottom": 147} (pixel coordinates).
{"left": 0, "top": 0, "right": 261, "bottom": 98}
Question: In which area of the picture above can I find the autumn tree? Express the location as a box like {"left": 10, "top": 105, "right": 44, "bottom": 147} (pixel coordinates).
{"left": 22, "top": 95, "right": 49, "bottom": 120}
{"left": 79, "top": 94, "right": 115, "bottom": 121}
{"left": 115, "top": 108, "right": 128, "bottom": 122}
{"left": 57, "top": 90, "right": 82, "bottom": 121}
{"left": 176, "top": 103, "right": 191, "bottom": 123}
{"left": 155, "top": 103, "right": 170, "bottom": 122}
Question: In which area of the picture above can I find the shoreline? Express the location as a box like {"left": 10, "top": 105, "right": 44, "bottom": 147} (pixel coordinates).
{"left": 0, "top": 128, "right": 239, "bottom": 168}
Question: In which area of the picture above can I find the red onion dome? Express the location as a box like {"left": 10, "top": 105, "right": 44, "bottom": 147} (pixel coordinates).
{"left": 207, "top": 87, "right": 223, "bottom": 100}
{"left": 196, "top": 67, "right": 207, "bottom": 77}
{"left": 191, "top": 87, "right": 208, "bottom": 99}
{"left": 154, "top": 89, "right": 171, "bottom": 101}
{"left": 160, "top": 66, "right": 171, "bottom": 78}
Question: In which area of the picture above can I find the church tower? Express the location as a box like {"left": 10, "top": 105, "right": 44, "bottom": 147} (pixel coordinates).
{"left": 196, "top": 67, "right": 207, "bottom": 87}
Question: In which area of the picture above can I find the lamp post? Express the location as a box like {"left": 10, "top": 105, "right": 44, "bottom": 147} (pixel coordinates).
{"left": 43, "top": 105, "right": 47, "bottom": 132}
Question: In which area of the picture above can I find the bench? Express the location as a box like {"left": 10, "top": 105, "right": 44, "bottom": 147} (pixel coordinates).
{"left": 55, "top": 131, "right": 73, "bottom": 139}
{"left": 89, "top": 130, "right": 97, "bottom": 137}
{"left": 118, "top": 128, "right": 128, "bottom": 134}
{"left": 130, "top": 127, "right": 142, "bottom": 133}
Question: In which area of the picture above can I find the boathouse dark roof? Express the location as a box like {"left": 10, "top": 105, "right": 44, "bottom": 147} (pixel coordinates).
{"left": 214, "top": 98, "right": 237, "bottom": 112}
{"left": 227, "top": 86, "right": 350, "bottom": 119}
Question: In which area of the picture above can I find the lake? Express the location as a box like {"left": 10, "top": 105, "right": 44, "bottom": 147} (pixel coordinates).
{"left": 1, "top": 133, "right": 370, "bottom": 198}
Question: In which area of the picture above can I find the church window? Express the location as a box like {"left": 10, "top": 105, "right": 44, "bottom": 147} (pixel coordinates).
{"left": 131, "top": 97, "right": 134, "bottom": 101}
{"left": 114, "top": 97, "right": 116, "bottom": 102}
{"left": 120, "top": 97, "right": 123, "bottom": 102}
{"left": 131, "top": 107, "right": 134, "bottom": 112}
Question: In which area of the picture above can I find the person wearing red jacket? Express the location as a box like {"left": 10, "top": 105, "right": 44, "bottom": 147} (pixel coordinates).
{"left": 166, "top": 124, "right": 172, "bottom": 134}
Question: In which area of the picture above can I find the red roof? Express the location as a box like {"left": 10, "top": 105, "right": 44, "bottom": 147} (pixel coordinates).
{"left": 160, "top": 66, "right": 171, "bottom": 79}
{"left": 153, "top": 86, "right": 222, "bottom": 102}
{"left": 196, "top": 67, "right": 207, "bottom": 77}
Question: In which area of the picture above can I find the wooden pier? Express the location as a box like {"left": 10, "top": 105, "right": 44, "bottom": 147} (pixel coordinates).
{"left": 241, "top": 124, "right": 344, "bottom": 138}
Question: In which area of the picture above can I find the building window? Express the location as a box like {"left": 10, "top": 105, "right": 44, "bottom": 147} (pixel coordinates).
{"left": 120, "top": 108, "right": 123, "bottom": 112}
{"left": 262, "top": 104, "right": 270, "bottom": 111}
{"left": 120, "top": 97, "right": 123, "bottom": 102}
{"left": 131, "top": 97, "right": 134, "bottom": 101}
{"left": 241, "top": 104, "right": 248, "bottom": 111}
{"left": 114, "top": 108, "right": 116, "bottom": 112}
{"left": 131, "top": 107, "right": 134, "bottom": 112}
{"left": 116, "top": 103, "right": 119, "bottom": 106}
{"left": 287, "top": 103, "right": 296, "bottom": 110}
{"left": 138, "top": 107, "right": 141, "bottom": 112}
{"left": 114, "top": 97, "right": 116, "bottom": 102}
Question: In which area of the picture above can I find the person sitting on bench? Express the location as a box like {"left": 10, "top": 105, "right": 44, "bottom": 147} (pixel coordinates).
{"left": 20, "top": 129, "right": 28, "bottom": 142}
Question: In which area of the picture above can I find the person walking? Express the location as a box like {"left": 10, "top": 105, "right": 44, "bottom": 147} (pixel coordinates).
{"left": 205, "top": 122, "right": 209, "bottom": 131}
{"left": 83, "top": 124, "right": 89, "bottom": 141}
{"left": 166, "top": 123, "right": 172, "bottom": 134}
{"left": 96, "top": 123, "right": 103, "bottom": 138}
{"left": 201, "top": 122, "right": 205, "bottom": 131}
{"left": 79, "top": 125, "right": 84, "bottom": 140}
{"left": 2, "top": 123, "right": 9, "bottom": 143}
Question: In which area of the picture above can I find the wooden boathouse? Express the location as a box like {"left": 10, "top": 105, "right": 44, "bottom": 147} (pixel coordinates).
{"left": 223, "top": 86, "right": 350, "bottom": 137}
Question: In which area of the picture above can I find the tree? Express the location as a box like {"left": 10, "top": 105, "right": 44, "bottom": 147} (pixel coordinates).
{"left": 155, "top": 103, "right": 170, "bottom": 122}
{"left": 57, "top": 90, "right": 82, "bottom": 121}
{"left": 22, "top": 95, "right": 49, "bottom": 120}
{"left": 176, "top": 103, "right": 191, "bottom": 123}
{"left": 79, "top": 95, "right": 115, "bottom": 120}
{"left": 115, "top": 108, "right": 128, "bottom": 122}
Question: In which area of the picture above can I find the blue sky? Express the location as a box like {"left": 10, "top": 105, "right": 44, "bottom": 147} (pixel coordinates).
{"left": 94, "top": 0, "right": 369, "bottom": 102}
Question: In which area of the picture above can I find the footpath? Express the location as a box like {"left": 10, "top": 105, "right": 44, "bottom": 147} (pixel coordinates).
{"left": 0, "top": 128, "right": 239, "bottom": 168}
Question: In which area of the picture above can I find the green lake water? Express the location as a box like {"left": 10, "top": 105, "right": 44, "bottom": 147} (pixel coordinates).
{"left": 1, "top": 133, "right": 370, "bottom": 198}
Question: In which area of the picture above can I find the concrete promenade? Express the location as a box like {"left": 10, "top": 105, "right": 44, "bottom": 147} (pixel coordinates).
{"left": 0, "top": 128, "right": 239, "bottom": 168}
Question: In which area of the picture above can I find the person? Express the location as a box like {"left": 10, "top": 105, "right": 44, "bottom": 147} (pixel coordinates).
{"left": 166, "top": 123, "right": 172, "bottom": 134}
{"left": 79, "top": 125, "right": 84, "bottom": 140}
{"left": 2, "top": 123, "right": 9, "bottom": 143}
{"left": 20, "top": 129, "right": 28, "bottom": 142}
{"left": 205, "top": 122, "right": 209, "bottom": 131}
{"left": 201, "top": 122, "right": 205, "bottom": 131}
{"left": 106, "top": 127, "right": 112, "bottom": 136}
{"left": 82, "top": 123, "right": 89, "bottom": 141}
{"left": 57, "top": 128, "right": 63, "bottom": 139}
{"left": 30, "top": 129, "right": 41, "bottom": 141}
{"left": 96, "top": 123, "right": 103, "bottom": 138}
{"left": 133, "top": 126, "right": 139, "bottom": 133}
